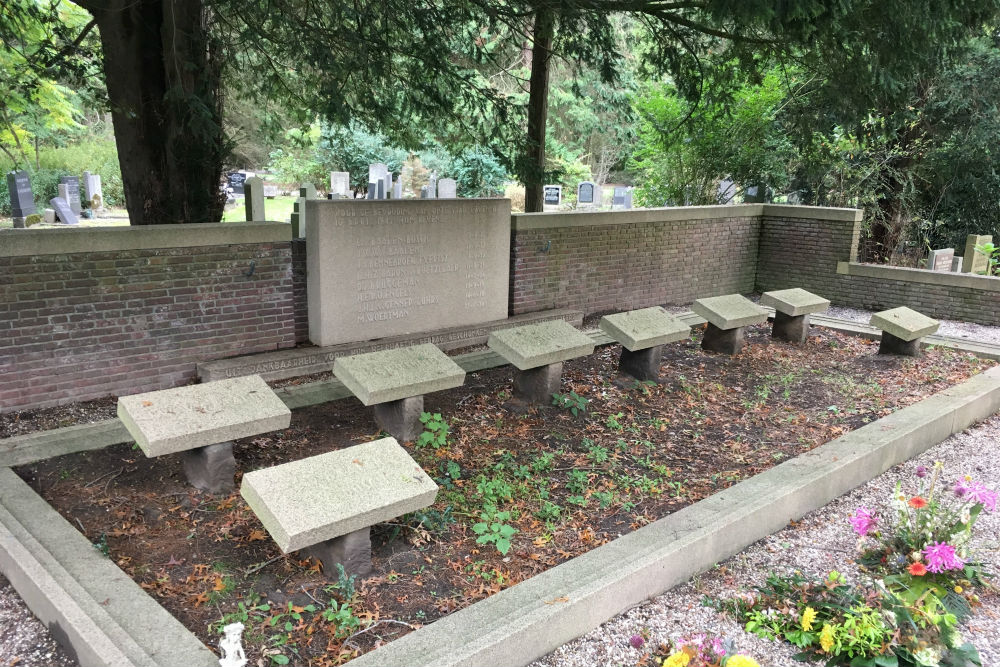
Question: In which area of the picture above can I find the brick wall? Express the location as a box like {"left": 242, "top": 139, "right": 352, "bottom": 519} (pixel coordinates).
{"left": 291, "top": 239, "right": 309, "bottom": 343}
{"left": 0, "top": 224, "right": 295, "bottom": 413}
{"left": 510, "top": 208, "right": 762, "bottom": 316}
{"left": 757, "top": 211, "right": 1000, "bottom": 326}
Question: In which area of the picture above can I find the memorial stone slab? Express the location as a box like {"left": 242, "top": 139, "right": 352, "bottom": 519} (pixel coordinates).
{"left": 577, "top": 181, "right": 595, "bottom": 206}
{"left": 599, "top": 307, "right": 690, "bottom": 351}
{"left": 6, "top": 170, "right": 35, "bottom": 218}
{"left": 760, "top": 288, "right": 830, "bottom": 317}
{"left": 263, "top": 184, "right": 279, "bottom": 199}
{"left": 330, "top": 171, "right": 351, "bottom": 197}
{"left": 951, "top": 256, "right": 963, "bottom": 272}
{"left": 59, "top": 175, "right": 81, "bottom": 213}
{"left": 393, "top": 179, "right": 402, "bottom": 199}
{"left": 488, "top": 320, "right": 595, "bottom": 370}
{"left": 49, "top": 196, "right": 78, "bottom": 225}
{"left": 420, "top": 185, "right": 431, "bottom": 198}
{"left": 240, "top": 437, "right": 438, "bottom": 553}
{"left": 305, "top": 198, "right": 511, "bottom": 346}
{"left": 869, "top": 307, "right": 940, "bottom": 342}
{"left": 43, "top": 208, "right": 55, "bottom": 224}
{"left": 437, "top": 178, "right": 457, "bottom": 199}
{"left": 962, "top": 235, "right": 993, "bottom": 274}
{"left": 624, "top": 188, "right": 633, "bottom": 209}
{"left": 84, "top": 172, "right": 103, "bottom": 209}
{"left": 116, "top": 375, "right": 291, "bottom": 457}
{"left": 332, "top": 343, "right": 466, "bottom": 406}
{"left": 612, "top": 186, "right": 627, "bottom": 207}
{"left": 691, "top": 295, "right": 768, "bottom": 330}
{"left": 542, "top": 185, "right": 562, "bottom": 208}
{"left": 227, "top": 171, "right": 247, "bottom": 195}
{"left": 927, "top": 248, "right": 955, "bottom": 273}
{"left": 244, "top": 177, "right": 265, "bottom": 221}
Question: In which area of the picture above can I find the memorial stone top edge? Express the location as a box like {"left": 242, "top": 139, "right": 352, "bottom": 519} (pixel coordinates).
{"left": 598, "top": 307, "right": 691, "bottom": 351}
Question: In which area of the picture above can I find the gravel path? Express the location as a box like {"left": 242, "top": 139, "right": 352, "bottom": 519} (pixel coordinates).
{"left": 0, "top": 574, "right": 78, "bottom": 667}
{"left": 827, "top": 305, "right": 1000, "bottom": 345}
{"left": 531, "top": 414, "right": 1000, "bottom": 667}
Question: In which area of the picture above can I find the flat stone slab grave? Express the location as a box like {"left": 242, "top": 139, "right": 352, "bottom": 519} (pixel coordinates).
{"left": 487, "top": 320, "right": 595, "bottom": 404}
{"left": 598, "top": 307, "right": 690, "bottom": 381}
{"left": 117, "top": 375, "right": 291, "bottom": 493}
{"left": 870, "top": 306, "right": 940, "bottom": 357}
{"left": 333, "top": 343, "right": 466, "bottom": 441}
{"left": 760, "top": 288, "right": 831, "bottom": 343}
{"left": 690, "top": 294, "right": 768, "bottom": 355}
{"left": 240, "top": 437, "right": 438, "bottom": 576}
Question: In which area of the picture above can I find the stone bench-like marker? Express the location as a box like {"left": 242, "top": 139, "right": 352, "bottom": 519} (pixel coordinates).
{"left": 117, "top": 375, "right": 291, "bottom": 493}
{"left": 487, "top": 320, "right": 595, "bottom": 404}
{"left": 333, "top": 344, "right": 465, "bottom": 441}
{"left": 759, "top": 288, "right": 831, "bottom": 343}
{"left": 598, "top": 307, "right": 690, "bottom": 381}
{"left": 690, "top": 294, "right": 768, "bottom": 355}
{"left": 241, "top": 437, "right": 437, "bottom": 576}
{"left": 870, "top": 306, "right": 940, "bottom": 357}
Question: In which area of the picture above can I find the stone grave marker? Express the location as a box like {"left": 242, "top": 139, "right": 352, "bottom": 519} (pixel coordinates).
{"left": 59, "top": 175, "right": 82, "bottom": 214}
{"left": 117, "top": 375, "right": 291, "bottom": 492}
{"left": 428, "top": 172, "right": 438, "bottom": 199}
{"left": 43, "top": 208, "right": 56, "bottom": 224}
{"left": 240, "top": 437, "right": 438, "bottom": 576}
{"left": 420, "top": 185, "right": 431, "bottom": 198}
{"left": 599, "top": 307, "right": 690, "bottom": 381}
{"left": 488, "top": 320, "right": 595, "bottom": 404}
{"left": 543, "top": 185, "right": 562, "bottom": 210}
{"left": 612, "top": 186, "right": 627, "bottom": 207}
{"left": 927, "top": 248, "right": 955, "bottom": 272}
{"left": 962, "top": 234, "right": 993, "bottom": 274}
{"left": 6, "top": 170, "right": 35, "bottom": 227}
{"left": 870, "top": 306, "right": 939, "bottom": 357}
{"left": 244, "top": 177, "right": 265, "bottom": 221}
{"left": 438, "top": 178, "right": 457, "bottom": 199}
{"left": 49, "top": 196, "right": 78, "bottom": 225}
{"left": 576, "top": 181, "right": 597, "bottom": 207}
{"left": 291, "top": 197, "right": 306, "bottom": 238}
{"left": 760, "top": 288, "right": 830, "bottom": 343}
{"left": 691, "top": 294, "right": 768, "bottom": 355}
{"left": 393, "top": 178, "right": 402, "bottom": 199}
{"left": 951, "top": 256, "right": 963, "bottom": 272}
{"left": 299, "top": 183, "right": 317, "bottom": 199}
{"left": 262, "top": 184, "right": 279, "bottom": 199}
{"left": 83, "top": 172, "right": 103, "bottom": 209}
{"left": 330, "top": 171, "right": 350, "bottom": 198}
{"left": 368, "top": 163, "right": 390, "bottom": 200}
{"left": 624, "top": 188, "right": 633, "bottom": 209}
{"left": 227, "top": 171, "right": 247, "bottom": 195}
{"left": 333, "top": 343, "right": 466, "bottom": 440}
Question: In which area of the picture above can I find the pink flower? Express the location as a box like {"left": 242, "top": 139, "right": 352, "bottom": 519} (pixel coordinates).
{"left": 923, "top": 542, "right": 965, "bottom": 573}
{"left": 967, "top": 483, "right": 997, "bottom": 512}
{"left": 629, "top": 634, "right": 644, "bottom": 649}
{"left": 849, "top": 507, "right": 877, "bottom": 536}
{"left": 953, "top": 480, "right": 971, "bottom": 498}
{"left": 915, "top": 466, "right": 928, "bottom": 478}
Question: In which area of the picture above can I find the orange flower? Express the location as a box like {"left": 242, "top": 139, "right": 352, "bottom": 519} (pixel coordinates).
{"left": 908, "top": 496, "right": 928, "bottom": 509}
{"left": 908, "top": 562, "right": 928, "bottom": 576}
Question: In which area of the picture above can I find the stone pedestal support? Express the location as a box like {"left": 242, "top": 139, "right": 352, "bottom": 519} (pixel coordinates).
{"left": 618, "top": 345, "right": 664, "bottom": 382}
{"left": 181, "top": 442, "right": 236, "bottom": 493}
{"left": 771, "top": 311, "right": 810, "bottom": 343}
{"left": 306, "top": 528, "right": 372, "bottom": 577}
{"left": 373, "top": 396, "right": 424, "bottom": 441}
{"left": 700, "top": 323, "right": 745, "bottom": 355}
{"left": 513, "top": 363, "right": 563, "bottom": 404}
{"left": 878, "top": 332, "right": 922, "bottom": 357}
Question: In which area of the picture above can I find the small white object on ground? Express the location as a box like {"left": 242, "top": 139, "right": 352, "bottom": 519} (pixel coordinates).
{"left": 219, "top": 621, "right": 247, "bottom": 667}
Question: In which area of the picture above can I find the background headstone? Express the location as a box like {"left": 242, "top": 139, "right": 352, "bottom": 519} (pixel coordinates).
{"left": 624, "top": 188, "right": 633, "bottom": 209}
{"left": 299, "top": 183, "right": 317, "bottom": 199}
{"left": 420, "top": 185, "right": 431, "bottom": 199}
{"left": 6, "top": 170, "right": 35, "bottom": 220}
{"left": 50, "top": 196, "right": 79, "bottom": 225}
{"left": 577, "top": 181, "right": 595, "bottom": 206}
{"left": 717, "top": 178, "right": 737, "bottom": 204}
{"left": 329, "top": 171, "right": 350, "bottom": 198}
{"left": 543, "top": 185, "right": 562, "bottom": 209}
{"left": 84, "top": 172, "right": 103, "bottom": 209}
{"left": 612, "top": 186, "right": 627, "bottom": 207}
{"left": 951, "top": 256, "right": 962, "bottom": 272}
{"left": 368, "top": 163, "right": 389, "bottom": 200}
{"left": 262, "top": 184, "right": 279, "bottom": 199}
{"left": 962, "top": 234, "right": 993, "bottom": 274}
{"left": 43, "top": 208, "right": 56, "bottom": 224}
{"left": 437, "top": 178, "right": 457, "bottom": 199}
{"left": 244, "top": 177, "right": 266, "bottom": 221}
{"left": 227, "top": 171, "right": 247, "bottom": 195}
{"left": 393, "top": 178, "right": 402, "bottom": 199}
{"left": 59, "top": 176, "right": 82, "bottom": 214}
{"left": 927, "top": 248, "right": 955, "bottom": 272}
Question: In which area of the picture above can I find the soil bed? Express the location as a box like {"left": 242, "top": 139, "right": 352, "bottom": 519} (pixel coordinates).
{"left": 13, "top": 326, "right": 993, "bottom": 666}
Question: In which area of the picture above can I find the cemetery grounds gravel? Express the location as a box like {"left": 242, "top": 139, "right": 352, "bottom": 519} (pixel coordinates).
{"left": 2, "top": 324, "right": 995, "bottom": 666}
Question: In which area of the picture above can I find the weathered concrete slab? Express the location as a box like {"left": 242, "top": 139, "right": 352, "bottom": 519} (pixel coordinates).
{"left": 598, "top": 307, "right": 690, "bottom": 351}
{"left": 198, "top": 309, "right": 583, "bottom": 383}
{"left": 760, "top": 288, "right": 830, "bottom": 317}
{"left": 691, "top": 294, "right": 767, "bottom": 330}
{"left": 869, "top": 306, "right": 940, "bottom": 342}
{"left": 488, "top": 321, "right": 595, "bottom": 371}
{"left": 117, "top": 375, "right": 291, "bottom": 457}
{"left": 241, "top": 437, "right": 438, "bottom": 552}
{"left": 333, "top": 344, "right": 465, "bottom": 406}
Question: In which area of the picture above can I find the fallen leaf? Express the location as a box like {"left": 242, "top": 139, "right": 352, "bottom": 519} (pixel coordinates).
{"left": 141, "top": 401, "right": 153, "bottom": 407}
{"left": 543, "top": 596, "right": 569, "bottom": 605}
{"left": 248, "top": 529, "right": 268, "bottom": 542}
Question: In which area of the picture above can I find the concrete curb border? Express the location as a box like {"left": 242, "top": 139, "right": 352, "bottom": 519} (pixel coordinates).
{"left": 346, "top": 365, "right": 1000, "bottom": 667}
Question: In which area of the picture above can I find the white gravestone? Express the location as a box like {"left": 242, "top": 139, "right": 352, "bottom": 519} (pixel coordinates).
{"left": 437, "top": 178, "right": 457, "bottom": 199}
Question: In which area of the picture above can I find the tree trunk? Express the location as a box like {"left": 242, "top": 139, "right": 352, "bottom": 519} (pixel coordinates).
{"left": 80, "top": 0, "right": 225, "bottom": 224}
{"left": 522, "top": 7, "right": 555, "bottom": 214}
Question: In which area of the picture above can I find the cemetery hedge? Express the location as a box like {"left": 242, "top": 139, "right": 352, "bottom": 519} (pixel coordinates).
{"left": 10, "top": 324, "right": 994, "bottom": 666}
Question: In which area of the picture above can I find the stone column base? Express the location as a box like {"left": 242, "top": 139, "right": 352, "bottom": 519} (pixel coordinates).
{"left": 772, "top": 312, "right": 810, "bottom": 343}
{"left": 181, "top": 442, "right": 236, "bottom": 493}
{"left": 701, "top": 323, "right": 745, "bottom": 355}
{"left": 878, "top": 332, "right": 922, "bottom": 356}
{"left": 513, "top": 362, "right": 563, "bottom": 404}
{"left": 306, "top": 527, "right": 372, "bottom": 577}
{"left": 619, "top": 345, "right": 664, "bottom": 382}
{"left": 373, "top": 396, "right": 424, "bottom": 441}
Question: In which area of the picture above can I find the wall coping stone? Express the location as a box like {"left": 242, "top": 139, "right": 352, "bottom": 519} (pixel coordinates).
{"left": 0, "top": 222, "right": 291, "bottom": 257}
{"left": 837, "top": 261, "right": 1000, "bottom": 292}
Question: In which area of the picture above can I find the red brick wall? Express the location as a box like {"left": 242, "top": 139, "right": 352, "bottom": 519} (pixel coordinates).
{"left": 1, "top": 242, "right": 295, "bottom": 412}
{"left": 291, "top": 239, "right": 309, "bottom": 343}
{"left": 510, "top": 213, "right": 761, "bottom": 316}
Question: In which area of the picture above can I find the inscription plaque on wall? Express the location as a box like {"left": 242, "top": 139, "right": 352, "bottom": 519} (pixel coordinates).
{"left": 305, "top": 199, "right": 512, "bottom": 346}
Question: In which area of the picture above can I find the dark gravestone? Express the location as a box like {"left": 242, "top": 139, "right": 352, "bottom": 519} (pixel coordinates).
{"left": 59, "top": 176, "right": 82, "bottom": 214}
{"left": 227, "top": 172, "right": 247, "bottom": 195}
{"left": 7, "top": 170, "right": 35, "bottom": 220}
{"left": 50, "top": 196, "right": 79, "bottom": 225}
{"left": 613, "top": 186, "right": 627, "bottom": 207}
{"left": 543, "top": 185, "right": 561, "bottom": 206}
{"left": 577, "top": 182, "right": 595, "bottom": 204}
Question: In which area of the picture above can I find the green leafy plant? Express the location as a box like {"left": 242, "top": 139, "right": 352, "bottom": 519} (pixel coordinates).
{"left": 472, "top": 507, "right": 517, "bottom": 555}
{"left": 416, "top": 412, "right": 449, "bottom": 449}
{"left": 973, "top": 241, "right": 998, "bottom": 276}
{"left": 605, "top": 412, "right": 625, "bottom": 431}
{"left": 552, "top": 391, "right": 589, "bottom": 415}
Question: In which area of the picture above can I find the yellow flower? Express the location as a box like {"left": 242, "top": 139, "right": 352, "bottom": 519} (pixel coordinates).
{"left": 725, "top": 657, "right": 760, "bottom": 667}
{"left": 662, "top": 653, "right": 691, "bottom": 667}
{"left": 954, "top": 585, "right": 963, "bottom": 594}
{"left": 801, "top": 606, "right": 817, "bottom": 632}
{"left": 820, "top": 624, "right": 836, "bottom": 653}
